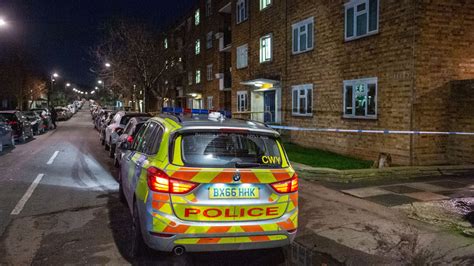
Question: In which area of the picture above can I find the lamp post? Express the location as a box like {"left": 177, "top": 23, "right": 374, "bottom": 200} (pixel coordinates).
{"left": 48, "top": 73, "right": 59, "bottom": 107}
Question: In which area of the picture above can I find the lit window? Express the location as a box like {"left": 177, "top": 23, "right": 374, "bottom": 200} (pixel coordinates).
{"left": 292, "top": 84, "right": 313, "bottom": 116}
{"left": 206, "top": 0, "right": 212, "bottom": 17}
{"left": 164, "top": 38, "right": 168, "bottom": 49}
{"left": 236, "top": 0, "right": 248, "bottom": 24}
{"left": 207, "top": 96, "right": 214, "bottom": 110}
{"left": 196, "top": 70, "right": 201, "bottom": 84}
{"left": 195, "top": 39, "right": 201, "bottom": 55}
{"left": 343, "top": 77, "right": 377, "bottom": 118}
{"left": 236, "top": 44, "right": 248, "bottom": 69}
{"left": 345, "top": 0, "right": 379, "bottom": 41}
{"left": 260, "top": 0, "right": 271, "bottom": 10}
{"left": 206, "top": 32, "right": 213, "bottom": 49}
{"left": 292, "top": 17, "right": 314, "bottom": 54}
{"left": 237, "top": 91, "right": 248, "bottom": 112}
{"left": 195, "top": 9, "right": 200, "bottom": 26}
{"left": 188, "top": 72, "right": 193, "bottom": 85}
{"left": 207, "top": 64, "right": 213, "bottom": 81}
{"left": 259, "top": 34, "right": 272, "bottom": 63}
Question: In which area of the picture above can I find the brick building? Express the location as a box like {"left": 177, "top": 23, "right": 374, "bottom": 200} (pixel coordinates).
{"left": 163, "top": 0, "right": 474, "bottom": 166}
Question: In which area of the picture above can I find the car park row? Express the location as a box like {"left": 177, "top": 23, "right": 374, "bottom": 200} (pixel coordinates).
{"left": 0, "top": 100, "right": 84, "bottom": 153}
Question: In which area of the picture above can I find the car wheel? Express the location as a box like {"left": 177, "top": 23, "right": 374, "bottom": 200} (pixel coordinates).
{"left": 19, "top": 132, "right": 26, "bottom": 143}
{"left": 118, "top": 170, "right": 126, "bottom": 203}
{"left": 130, "top": 202, "right": 146, "bottom": 258}
{"left": 109, "top": 143, "right": 115, "bottom": 158}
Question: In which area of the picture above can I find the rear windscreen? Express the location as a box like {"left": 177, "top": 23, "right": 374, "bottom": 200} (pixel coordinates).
{"left": 179, "top": 132, "right": 285, "bottom": 168}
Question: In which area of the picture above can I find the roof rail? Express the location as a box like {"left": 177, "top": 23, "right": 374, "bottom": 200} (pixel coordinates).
{"left": 158, "top": 114, "right": 183, "bottom": 123}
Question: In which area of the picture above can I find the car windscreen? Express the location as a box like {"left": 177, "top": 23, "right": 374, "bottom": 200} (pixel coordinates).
{"left": 178, "top": 132, "right": 285, "bottom": 168}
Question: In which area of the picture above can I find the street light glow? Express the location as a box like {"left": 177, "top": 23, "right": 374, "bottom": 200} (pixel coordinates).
{"left": 105, "top": 63, "right": 111, "bottom": 68}
{"left": 0, "top": 18, "right": 7, "bottom": 28}
{"left": 66, "top": 83, "right": 71, "bottom": 87}
{"left": 97, "top": 80, "right": 103, "bottom": 84}
{"left": 53, "top": 73, "right": 59, "bottom": 78}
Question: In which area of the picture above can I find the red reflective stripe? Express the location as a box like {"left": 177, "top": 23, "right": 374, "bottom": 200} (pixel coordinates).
{"left": 241, "top": 225, "right": 264, "bottom": 233}
{"left": 240, "top": 172, "right": 260, "bottom": 183}
{"left": 152, "top": 194, "right": 170, "bottom": 201}
{"left": 197, "top": 238, "right": 220, "bottom": 244}
{"left": 277, "top": 220, "right": 295, "bottom": 231}
{"left": 271, "top": 170, "right": 292, "bottom": 181}
{"left": 207, "top": 226, "right": 231, "bottom": 234}
{"left": 210, "top": 172, "right": 234, "bottom": 183}
{"left": 249, "top": 235, "right": 270, "bottom": 242}
{"left": 163, "top": 224, "right": 190, "bottom": 233}
{"left": 171, "top": 169, "right": 199, "bottom": 181}
{"left": 152, "top": 201, "right": 165, "bottom": 210}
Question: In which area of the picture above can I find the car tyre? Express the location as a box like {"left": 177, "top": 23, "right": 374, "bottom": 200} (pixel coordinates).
{"left": 109, "top": 143, "right": 115, "bottom": 158}
{"left": 130, "top": 202, "right": 147, "bottom": 258}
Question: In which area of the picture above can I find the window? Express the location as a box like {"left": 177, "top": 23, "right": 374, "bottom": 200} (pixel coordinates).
{"left": 292, "top": 17, "right": 314, "bottom": 54}
{"left": 196, "top": 70, "right": 201, "bottom": 84}
{"left": 195, "top": 9, "right": 200, "bottom": 26}
{"left": 207, "top": 64, "right": 213, "bottom": 81}
{"left": 292, "top": 84, "right": 313, "bottom": 116}
{"left": 195, "top": 39, "right": 201, "bottom": 55}
{"left": 164, "top": 38, "right": 168, "bottom": 49}
{"left": 236, "top": 44, "right": 248, "bottom": 69}
{"left": 236, "top": 0, "right": 248, "bottom": 24}
{"left": 188, "top": 71, "right": 193, "bottom": 85}
{"left": 345, "top": 0, "right": 379, "bottom": 41}
{"left": 260, "top": 0, "right": 271, "bottom": 10}
{"left": 206, "top": 0, "right": 212, "bottom": 16}
{"left": 206, "top": 32, "right": 213, "bottom": 49}
{"left": 237, "top": 91, "right": 248, "bottom": 112}
{"left": 259, "top": 34, "right": 272, "bottom": 63}
{"left": 207, "top": 96, "right": 214, "bottom": 110}
{"left": 343, "top": 78, "right": 377, "bottom": 118}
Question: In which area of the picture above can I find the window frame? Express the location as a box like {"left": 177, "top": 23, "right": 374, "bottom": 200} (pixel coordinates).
{"left": 195, "top": 39, "right": 201, "bottom": 55}
{"left": 259, "top": 34, "right": 273, "bottom": 63}
{"left": 260, "top": 0, "right": 272, "bottom": 11}
{"left": 195, "top": 69, "right": 201, "bottom": 84}
{"left": 207, "top": 96, "right": 214, "bottom": 110}
{"left": 236, "top": 44, "right": 248, "bottom": 69}
{"left": 206, "top": 0, "right": 212, "bottom": 17}
{"left": 206, "top": 31, "right": 213, "bottom": 49}
{"left": 236, "top": 91, "right": 249, "bottom": 112}
{"left": 236, "top": 0, "right": 248, "bottom": 24}
{"left": 292, "top": 17, "right": 314, "bottom": 55}
{"left": 291, "top": 84, "right": 313, "bottom": 117}
{"left": 344, "top": 0, "right": 379, "bottom": 41}
{"left": 207, "top": 64, "right": 213, "bottom": 81}
{"left": 343, "top": 77, "right": 378, "bottom": 119}
{"left": 195, "top": 9, "right": 201, "bottom": 26}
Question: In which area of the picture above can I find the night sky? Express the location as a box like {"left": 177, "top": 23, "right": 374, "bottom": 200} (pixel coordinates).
{"left": 0, "top": 0, "right": 196, "bottom": 85}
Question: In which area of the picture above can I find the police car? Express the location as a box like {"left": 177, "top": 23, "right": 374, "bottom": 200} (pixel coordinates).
{"left": 118, "top": 113, "right": 298, "bottom": 256}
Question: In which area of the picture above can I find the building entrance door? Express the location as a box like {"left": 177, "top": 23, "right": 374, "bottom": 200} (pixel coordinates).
{"left": 263, "top": 90, "right": 276, "bottom": 123}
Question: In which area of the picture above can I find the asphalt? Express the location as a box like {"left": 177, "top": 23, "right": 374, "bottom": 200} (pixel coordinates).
{"left": 0, "top": 106, "right": 339, "bottom": 265}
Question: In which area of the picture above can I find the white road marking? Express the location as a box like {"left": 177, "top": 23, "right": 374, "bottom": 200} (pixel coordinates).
{"left": 47, "top": 151, "right": 59, "bottom": 165}
{"left": 11, "top": 174, "right": 45, "bottom": 215}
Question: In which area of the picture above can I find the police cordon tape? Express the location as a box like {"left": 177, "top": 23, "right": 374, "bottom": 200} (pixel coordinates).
{"left": 269, "top": 125, "right": 474, "bottom": 136}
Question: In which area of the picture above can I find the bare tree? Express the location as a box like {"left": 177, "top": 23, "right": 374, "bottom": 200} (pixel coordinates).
{"left": 92, "top": 20, "right": 178, "bottom": 111}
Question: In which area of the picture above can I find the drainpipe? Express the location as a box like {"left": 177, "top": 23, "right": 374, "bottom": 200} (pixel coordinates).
{"left": 409, "top": 1, "right": 417, "bottom": 166}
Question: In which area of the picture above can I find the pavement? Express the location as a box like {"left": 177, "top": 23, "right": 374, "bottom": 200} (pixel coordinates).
{"left": 0, "top": 106, "right": 472, "bottom": 265}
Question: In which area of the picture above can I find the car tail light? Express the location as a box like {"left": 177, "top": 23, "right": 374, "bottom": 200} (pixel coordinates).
{"left": 147, "top": 167, "right": 198, "bottom": 194}
{"left": 127, "top": 136, "right": 133, "bottom": 143}
{"left": 270, "top": 173, "right": 298, "bottom": 193}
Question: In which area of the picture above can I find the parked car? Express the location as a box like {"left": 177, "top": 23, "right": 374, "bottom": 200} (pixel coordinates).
{"left": 113, "top": 116, "right": 149, "bottom": 167}
{"left": 0, "top": 115, "right": 15, "bottom": 152}
{"left": 0, "top": 111, "right": 34, "bottom": 143}
{"left": 31, "top": 108, "right": 53, "bottom": 130}
{"left": 105, "top": 112, "right": 151, "bottom": 157}
{"left": 99, "top": 111, "right": 117, "bottom": 144}
{"left": 67, "top": 104, "right": 77, "bottom": 114}
{"left": 22, "top": 111, "right": 45, "bottom": 135}
{"left": 118, "top": 114, "right": 298, "bottom": 257}
{"left": 55, "top": 107, "right": 70, "bottom": 121}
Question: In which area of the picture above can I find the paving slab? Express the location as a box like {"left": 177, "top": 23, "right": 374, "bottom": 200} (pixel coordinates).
{"left": 405, "top": 182, "right": 448, "bottom": 193}
{"left": 404, "top": 192, "right": 449, "bottom": 202}
{"left": 429, "top": 180, "right": 467, "bottom": 189}
{"left": 380, "top": 185, "right": 423, "bottom": 194}
{"left": 341, "top": 187, "right": 390, "bottom": 198}
{"left": 364, "top": 194, "right": 418, "bottom": 207}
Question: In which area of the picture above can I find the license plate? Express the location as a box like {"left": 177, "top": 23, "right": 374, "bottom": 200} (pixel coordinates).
{"left": 209, "top": 186, "right": 259, "bottom": 199}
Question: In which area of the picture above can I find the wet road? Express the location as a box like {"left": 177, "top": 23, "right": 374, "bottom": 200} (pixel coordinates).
{"left": 0, "top": 107, "right": 334, "bottom": 265}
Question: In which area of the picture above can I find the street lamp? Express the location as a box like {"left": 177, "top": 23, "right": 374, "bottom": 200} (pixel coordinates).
{"left": 66, "top": 83, "right": 71, "bottom": 87}
{"left": 97, "top": 80, "right": 103, "bottom": 84}
{"left": 49, "top": 72, "right": 60, "bottom": 106}
{"left": 0, "top": 17, "right": 7, "bottom": 28}
{"left": 105, "top": 63, "right": 111, "bottom": 68}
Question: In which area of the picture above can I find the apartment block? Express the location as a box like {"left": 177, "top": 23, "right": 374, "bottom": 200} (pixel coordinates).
{"left": 163, "top": 0, "right": 474, "bottom": 166}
